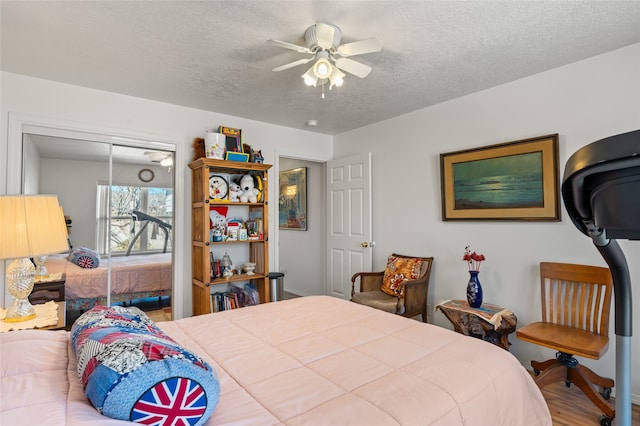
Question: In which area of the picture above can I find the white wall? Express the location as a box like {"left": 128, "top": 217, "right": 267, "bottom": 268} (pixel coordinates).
{"left": 1, "top": 71, "right": 334, "bottom": 317}
{"left": 22, "top": 140, "right": 40, "bottom": 194}
{"left": 39, "top": 158, "right": 106, "bottom": 249}
{"left": 37, "top": 157, "right": 172, "bottom": 249}
{"left": 334, "top": 43, "right": 640, "bottom": 400}
{"left": 278, "top": 158, "right": 326, "bottom": 297}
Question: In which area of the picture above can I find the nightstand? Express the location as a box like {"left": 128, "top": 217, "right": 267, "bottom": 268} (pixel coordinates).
{"left": 30, "top": 273, "right": 66, "bottom": 304}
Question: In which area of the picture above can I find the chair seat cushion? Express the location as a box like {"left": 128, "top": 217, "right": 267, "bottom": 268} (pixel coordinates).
{"left": 351, "top": 290, "right": 404, "bottom": 314}
{"left": 516, "top": 322, "right": 609, "bottom": 359}
{"left": 380, "top": 255, "right": 423, "bottom": 297}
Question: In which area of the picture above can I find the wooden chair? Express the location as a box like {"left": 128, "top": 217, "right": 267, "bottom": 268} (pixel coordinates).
{"left": 350, "top": 254, "right": 434, "bottom": 322}
{"left": 516, "top": 262, "right": 614, "bottom": 423}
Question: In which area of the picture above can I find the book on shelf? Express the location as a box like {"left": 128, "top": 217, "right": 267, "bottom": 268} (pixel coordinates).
{"left": 210, "top": 287, "right": 252, "bottom": 312}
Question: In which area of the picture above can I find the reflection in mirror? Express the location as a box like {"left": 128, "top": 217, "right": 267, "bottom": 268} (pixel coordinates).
{"left": 22, "top": 134, "right": 174, "bottom": 327}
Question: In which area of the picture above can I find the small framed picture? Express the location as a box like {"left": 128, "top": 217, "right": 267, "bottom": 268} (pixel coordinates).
{"left": 227, "top": 222, "right": 239, "bottom": 240}
{"left": 226, "top": 152, "right": 250, "bottom": 162}
{"left": 238, "top": 228, "right": 248, "bottom": 241}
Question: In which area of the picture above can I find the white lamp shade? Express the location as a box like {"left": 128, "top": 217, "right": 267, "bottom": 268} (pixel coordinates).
{"left": 0, "top": 195, "right": 69, "bottom": 260}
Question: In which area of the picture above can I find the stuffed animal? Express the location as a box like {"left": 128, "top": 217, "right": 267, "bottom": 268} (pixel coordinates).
{"left": 210, "top": 210, "right": 226, "bottom": 229}
{"left": 192, "top": 137, "right": 205, "bottom": 161}
{"left": 239, "top": 174, "right": 260, "bottom": 203}
{"left": 229, "top": 182, "right": 242, "bottom": 202}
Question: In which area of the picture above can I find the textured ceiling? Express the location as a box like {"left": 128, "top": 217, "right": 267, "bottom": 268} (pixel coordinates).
{"left": 2, "top": 1, "right": 640, "bottom": 135}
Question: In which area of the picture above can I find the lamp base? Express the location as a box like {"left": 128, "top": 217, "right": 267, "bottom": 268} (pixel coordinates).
{"left": 34, "top": 255, "right": 50, "bottom": 280}
{"left": 5, "top": 258, "right": 37, "bottom": 322}
{"left": 4, "top": 299, "right": 36, "bottom": 322}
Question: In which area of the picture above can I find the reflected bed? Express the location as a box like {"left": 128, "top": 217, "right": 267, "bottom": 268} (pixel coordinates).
{"left": 44, "top": 252, "right": 172, "bottom": 310}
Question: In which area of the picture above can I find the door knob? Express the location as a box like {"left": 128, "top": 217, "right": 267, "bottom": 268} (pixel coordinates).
{"left": 361, "top": 241, "right": 376, "bottom": 248}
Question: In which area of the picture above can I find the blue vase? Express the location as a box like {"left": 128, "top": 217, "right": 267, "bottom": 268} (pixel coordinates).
{"left": 466, "top": 271, "right": 483, "bottom": 308}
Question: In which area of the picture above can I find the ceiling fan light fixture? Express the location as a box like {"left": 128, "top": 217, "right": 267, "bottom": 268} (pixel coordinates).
{"left": 312, "top": 56, "right": 332, "bottom": 79}
{"left": 160, "top": 156, "right": 173, "bottom": 168}
{"left": 329, "top": 67, "right": 345, "bottom": 89}
{"left": 301, "top": 67, "right": 317, "bottom": 87}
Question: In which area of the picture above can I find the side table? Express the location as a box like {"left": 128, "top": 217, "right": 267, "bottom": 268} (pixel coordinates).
{"left": 437, "top": 299, "right": 517, "bottom": 350}
{"left": 30, "top": 273, "right": 66, "bottom": 304}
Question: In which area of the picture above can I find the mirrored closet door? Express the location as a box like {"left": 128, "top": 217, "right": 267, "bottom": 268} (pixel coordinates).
{"left": 22, "top": 133, "right": 175, "bottom": 324}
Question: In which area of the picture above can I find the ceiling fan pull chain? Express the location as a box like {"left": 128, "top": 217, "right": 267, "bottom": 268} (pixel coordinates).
{"left": 321, "top": 80, "right": 326, "bottom": 99}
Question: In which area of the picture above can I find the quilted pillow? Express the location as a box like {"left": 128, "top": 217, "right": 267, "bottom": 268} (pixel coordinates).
{"left": 71, "top": 306, "right": 219, "bottom": 425}
{"left": 380, "top": 255, "right": 424, "bottom": 297}
{"left": 68, "top": 247, "right": 100, "bottom": 269}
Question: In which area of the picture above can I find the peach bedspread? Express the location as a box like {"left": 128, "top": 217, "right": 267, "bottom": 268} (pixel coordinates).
{"left": 45, "top": 253, "right": 172, "bottom": 301}
{"left": 0, "top": 296, "right": 551, "bottom": 425}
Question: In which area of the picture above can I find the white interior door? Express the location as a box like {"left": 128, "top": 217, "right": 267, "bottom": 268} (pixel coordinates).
{"left": 326, "top": 153, "right": 372, "bottom": 299}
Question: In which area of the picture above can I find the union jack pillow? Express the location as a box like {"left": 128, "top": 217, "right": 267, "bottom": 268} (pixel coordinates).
{"left": 68, "top": 247, "right": 100, "bottom": 269}
{"left": 71, "top": 306, "right": 219, "bottom": 425}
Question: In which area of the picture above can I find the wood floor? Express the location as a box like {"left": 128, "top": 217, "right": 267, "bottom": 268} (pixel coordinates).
{"left": 540, "top": 379, "right": 640, "bottom": 425}
{"left": 146, "top": 307, "right": 171, "bottom": 322}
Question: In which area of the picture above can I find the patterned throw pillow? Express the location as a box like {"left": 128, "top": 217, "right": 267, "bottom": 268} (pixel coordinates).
{"left": 68, "top": 247, "right": 100, "bottom": 269}
{"left": 380, "top": 255, "right": 424, "bottom": 297}
{"left": 71, "top": 306, "right": 219, "bottom": 425}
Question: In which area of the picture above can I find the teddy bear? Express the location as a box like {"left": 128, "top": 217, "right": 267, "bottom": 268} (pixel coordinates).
{"left": 192, "top": 137, "right": 205, "bottom": 161}
{"left": 229, "top": 182, "right": 242, "bottom": 202}
{"left": 239, "top": 174, "right": 260, "bottom": 203}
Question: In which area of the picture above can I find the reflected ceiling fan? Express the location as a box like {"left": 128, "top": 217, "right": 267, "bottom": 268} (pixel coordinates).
{"left": 267, "top": 22, "right": 381, "bottom": 97}
{"left": 144, "top": 151, "right": 173, "bottom": 168}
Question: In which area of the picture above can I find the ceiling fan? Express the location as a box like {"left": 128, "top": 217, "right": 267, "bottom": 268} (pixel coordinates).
{"left": 144, "top": 151, "right": 173, "bottom": 168}
{"left": 267, "top": 22, "right": 381, "bottom": 97}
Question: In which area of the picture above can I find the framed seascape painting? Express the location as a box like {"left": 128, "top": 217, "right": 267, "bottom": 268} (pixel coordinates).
{"left": 279, "top": 167, "right": 307, "bottom": 230}
{"left": 440, "top": 134, "right": 560, "bottom": 221}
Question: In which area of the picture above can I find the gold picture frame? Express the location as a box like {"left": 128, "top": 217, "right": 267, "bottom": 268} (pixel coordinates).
{"left": 440, "top": 134, "right": 560, "bottom": 221}
{"left": 279, "top": 167, "right": 307, "bottom": 230}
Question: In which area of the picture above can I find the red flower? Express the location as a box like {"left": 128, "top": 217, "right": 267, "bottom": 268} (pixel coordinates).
{"left": 463, "top": 246, "right": 486, "bottom": 271}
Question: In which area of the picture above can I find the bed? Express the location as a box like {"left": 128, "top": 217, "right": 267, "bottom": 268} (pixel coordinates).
{"left": 44, "top": 252, "right": 172, "bottom": 310}
{"left": 0, "top": 296, "right": 552, "bottom": 425}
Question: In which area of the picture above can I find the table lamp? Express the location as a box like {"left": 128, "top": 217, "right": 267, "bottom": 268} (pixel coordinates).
{"left": 0, "top": 195, "right": 69, "bottom": 322}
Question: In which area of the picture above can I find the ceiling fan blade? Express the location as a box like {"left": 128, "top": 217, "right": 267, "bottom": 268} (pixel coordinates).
{"left": 337, "top": 37, "right": 381, "bottom": 57}
{"left": 334, "top": 57, "right": 372, "bottom": 78}
{"left": 267, "top": 39, "right": 312, "bottom": 54}
{"left": 315, "top": 22, "right": 335, "bottom": 50}
{"left": 272, "top": 57, "right": 315, "bottom": 72}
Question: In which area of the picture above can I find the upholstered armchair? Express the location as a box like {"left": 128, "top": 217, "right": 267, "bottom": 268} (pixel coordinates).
{"left": 351, "top": 254, "right": 434, "bottom": 322}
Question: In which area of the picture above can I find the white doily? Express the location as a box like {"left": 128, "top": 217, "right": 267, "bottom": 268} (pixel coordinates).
{"left": 0, "top": 300, "right": 59, "bottom": 332}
